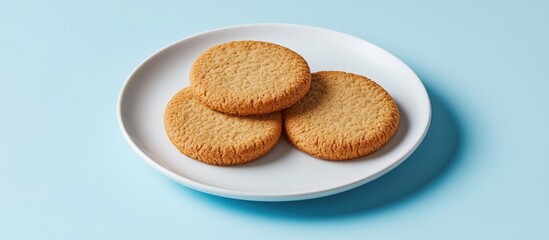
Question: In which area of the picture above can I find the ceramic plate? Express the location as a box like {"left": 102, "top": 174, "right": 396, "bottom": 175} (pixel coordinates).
{"left": 118, "top": 24, "right": 431, "bottom": 201}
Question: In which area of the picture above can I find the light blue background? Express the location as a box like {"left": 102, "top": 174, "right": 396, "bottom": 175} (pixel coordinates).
{"left": 1, "top": 0, "right": 548, "bottom": 239}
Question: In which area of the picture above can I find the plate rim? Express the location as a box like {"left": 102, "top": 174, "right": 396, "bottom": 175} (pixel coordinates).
{"left": 117, "top": 23, "right": 432, "bottom": 201}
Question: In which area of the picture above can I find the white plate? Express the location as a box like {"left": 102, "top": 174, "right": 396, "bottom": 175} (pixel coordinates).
{"left": 118, "top": 24, "right": 431, "bottom": 201}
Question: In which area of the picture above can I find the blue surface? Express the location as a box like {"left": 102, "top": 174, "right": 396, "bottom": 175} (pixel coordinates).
{"left": 1, "top": 0, "right": 548, "bottom": 239}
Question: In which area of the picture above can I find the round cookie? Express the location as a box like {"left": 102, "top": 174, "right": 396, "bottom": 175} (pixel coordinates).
{"left": 190, "top": 40, "right": 312, "bottom": 116}
{"left": 283, "top": 71, "right": 400, "bottom": 160}
{"left": 164, "top": 88, "right": 282, "bottom": 165}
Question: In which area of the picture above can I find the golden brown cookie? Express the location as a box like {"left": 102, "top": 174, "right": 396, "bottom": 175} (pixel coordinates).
{"left": 283, "top": 71, "right": 400, "bottom": 160}
{"left": 190, "top": 41, "right": 312, "bottom": 116}
{"left": 164, "top": 88, "right": 282, "bottom": 165}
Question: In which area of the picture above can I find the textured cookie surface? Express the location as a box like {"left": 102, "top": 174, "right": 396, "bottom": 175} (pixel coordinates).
{"left": 283, "top": 71, "right": 400, "bottom": 160}
{"left": 164, "top": 88, "right": 282, "bottom": 165}
{"left": 190, "top": 41, "right": 311, "bottom": 116}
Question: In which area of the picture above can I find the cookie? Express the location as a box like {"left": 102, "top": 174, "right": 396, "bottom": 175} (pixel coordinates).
{"left": 283, "top": 71, "right": 400, "bottom": 160}
{"left": 190, "top": 40, "right": 312, "bottom": 116}
{"left": 164, "top": 88, "right": 282, "bottom": 165}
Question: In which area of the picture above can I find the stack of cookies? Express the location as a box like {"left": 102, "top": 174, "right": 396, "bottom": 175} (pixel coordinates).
{"left": 164, "top": 41, "right": 399, "bottom": 165}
